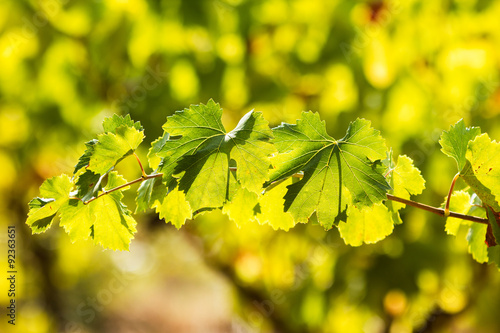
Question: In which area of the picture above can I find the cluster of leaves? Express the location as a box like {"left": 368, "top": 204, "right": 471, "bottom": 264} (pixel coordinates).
{"left": 25, "top": 101, "right": 500, "bottom": 268}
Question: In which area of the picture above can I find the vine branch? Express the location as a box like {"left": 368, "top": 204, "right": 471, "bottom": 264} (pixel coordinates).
{"left": 79, "top": 156, "right": 488, "bottom": 224}
{"left": 386, "top": 193, "right": 487, "bottom": 224}
{"left": 83, "top": 173, "right": 163, "bottom": 205}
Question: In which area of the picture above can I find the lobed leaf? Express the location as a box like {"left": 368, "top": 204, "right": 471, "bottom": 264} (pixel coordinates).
{"left": 268, "top": 113, "right": 390, "bottom": 229}
{"left": 27, "top": 175, "right": 73, "bottom": 233}
{"left": 255, "top": 178, "right": 297, "bottom": 231}
{"left": 339, "top": 203, "right": 394, "bottom": 246}
{"left": 73, "top": 139, "right": 97, "bottom": 174}
{"left": 461, "top": 133, "right": 500, "bottom": 211}
{"left": 152, "top": 186, "right": 192, "bottom": 229}
{"left": 102, "top": 114, "right": 143, "bottom": 133}
{"left": 153, "top": 100, "right": 275, "bottom": 212}
{"left": 440, "top": 119, "right": 481, "bottom": 171}
{"left": 444, "top": 191, "right": 472, "bottom": 236}
{"left": 222, "top": 187, "right": 259, "bottom": 228}
{"left": 486, "top": 207, "right": 500, "bottom": 269}
{"left": 59, "top": 172, "right": 137, "bottom": 251}
{"left": 88, "top": 125, "right": 144, "bottom": 175}
{"left": 386, "top": 154, "right": 425, "bottom": 212}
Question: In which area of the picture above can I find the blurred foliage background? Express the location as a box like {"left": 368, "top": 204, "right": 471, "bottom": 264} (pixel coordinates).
{"left": 1, "top": 0, "right": 500, "bottom": 332}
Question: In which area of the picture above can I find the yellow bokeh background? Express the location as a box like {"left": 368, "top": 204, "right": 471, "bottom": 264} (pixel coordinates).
{"left": 1, "top": 0, "right": 500, "bottom": 332}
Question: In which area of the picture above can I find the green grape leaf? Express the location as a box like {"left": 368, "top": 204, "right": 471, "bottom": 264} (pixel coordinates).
{"left": 88, "top": 125, "right": 144, "bottom": 175}
{"left": 339, "top": 203, "right": 394, "bottom": 246}
{"left": 461, "top": 134, "right": 500, "bottom": 211}
{"left": 59, "top": 172, "right": 137, "bottom": 251}
{"left": 440, "top": 119, "right": 481, "bottom": 171}
{"left": 74, "top": 139, "right": 97, "bottom": 174}
{"left": 27, "top": 175, "right": 73, "bottom": 233}
{"left": 442, "top": 191, "right": 489, "bottom": 263}
{"left": 152, "top": 186, "right": 192, "bottom": 229}
{"left": 256, "top": 178, "right": 297, "bottom": 231}
{"left": 267, "top": 113, "right": 390, "bottom": 229}
{"left": 444, "top": 191, "right": 472, "bottom": 236}
{"left": 148, "top": 132, "right": 169, "bottom": 170}
{"left": 103, "top": 114, "right": 143, "bottom": 133}
{"left": 73, "top": 170, "right": 102, "bottom": 202}
{"left": 222, "top": 188, "right": 259, "bottom": 228}
{"left": 486, "top": 207, "right": 500, "bottom": 269}
{"left": 386, "top": 154, "right": 425, "bottom": 212}
{"left": 135, "top": 176, "right": 167, "bottom": 213}
{"left": 59, "top": 200, "right": 93, "bottom": 242}
{"left": 155, "top": 100, "right": 275, "bottom": 212}
{"left": 467, "top": 223, "right": 488, "bottom": 264}
{"left": 488, "top": 246, "right": 500, "bottom": 270}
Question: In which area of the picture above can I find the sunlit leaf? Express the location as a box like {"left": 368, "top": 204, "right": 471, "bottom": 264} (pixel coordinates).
{"left": 155, "top": 100, "right": 275, "bottom": 212}
{"left": 467, "top": 223, "right": 488, "bottom": 264}
{"left": 440, "top": 119, "right": 481, "bottom": 171}
{"left": 444, "top": 191, "right": 472, "bottom": 236}
{"left": 88, "top": 123, "right": 144, "bottom": 175}
{"left": 256, "top": 178, "right": 297, "bottom": 231}
{"left": 73, "top": 139, "right": 97, "bottom": 174}
{"left": 386, "top": 154, "right": 425, "bottom": 212}
{"left": 27, "top": 175, "right": 72, "bottom": 233}
{"left": 222, "top": 187, "right": 259, "bottom": 228}
{"left": 135, "top": 175, "right": 166, "bottom": 213}
{"left": 59, "top": 172, "right": 137, "bottom": 251}
{"left": 339, "top": 203, "right": 394, "bottom": 246}
{"left": 268, "top": 113, "right": 390, "bottom": 229}
{"left": 152, "top": 186, "right": 192, "bottom": 229}
{"left": 461, "top": 134, "right": 500, "bottom": 211}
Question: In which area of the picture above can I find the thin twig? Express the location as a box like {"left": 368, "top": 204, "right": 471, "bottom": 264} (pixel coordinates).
{"left": 83, "top": 173, "right": 163, "bottom": 205}
{"left": 386, "top": 193, "right": 487, "bottom": 224}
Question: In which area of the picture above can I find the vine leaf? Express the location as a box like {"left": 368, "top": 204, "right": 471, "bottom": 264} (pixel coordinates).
{"left": 153, "top": 100, "right": 275, "bottom": 212}
{"left": 461, "top": 133, "right": 500, "bottom": 211}
{"left": 385, "top": 153, "right": 425, "bottom": 216}
{"left": 339, "top": 203, "right": 394, "bottom": 246}
{"left": 88, "top": 117, "right": 145, "bottom": 175}
{"left": 222, "top": 187, "right": 259, "bottom": 228}
{"left": 444, "top": 190, "right": 472, "bottom": 236}
{"left": 148, "top": 132, "right": 169, "bottom": 170}
{"left": 59, "top": 172, "right": 137, "bottom": 251}
{"left": 152, "top": 186, "right": 192, "bottom": 229}
{"left": 74, "top": 139, "right": 97, "bottom": 174}
{"left": 256, "top": 178, "right": 297, "bottom": 231}
{"left": 440, "top": 191, "right": 489, "bottom": 263}
{"left": 267, "top": 113, "right": 390, "bottom": 229}
{"left": 440, "top": 119, "right": 481, "bottom": 171}
{"left": 486, "top": 207, "right": 500, "bottom": 269}
{"left": 27, "top": 175, "right": 73, "bottom": 233}
{"left": 468, "top": 223, "right": 488, "bottom": 264}
{"left": 102, "top": 114, "right": 143, "bottom": 133}
{"left": 135, "top": 175, "right": 166, "bottom": 213}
